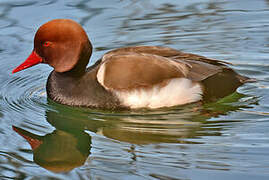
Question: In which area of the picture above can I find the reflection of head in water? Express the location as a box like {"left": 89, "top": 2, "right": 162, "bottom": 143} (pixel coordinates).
{"left": 13, "top": 126, "right": 91, "bottom": 173}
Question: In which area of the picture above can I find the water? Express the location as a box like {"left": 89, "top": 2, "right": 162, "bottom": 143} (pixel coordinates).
{"left": 1, "top": 0, "right": 269, "bottom": 179}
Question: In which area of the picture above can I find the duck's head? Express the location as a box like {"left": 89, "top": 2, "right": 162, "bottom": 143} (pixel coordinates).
{"left": 13, "top": 19, "right": 92, "bottom": 73}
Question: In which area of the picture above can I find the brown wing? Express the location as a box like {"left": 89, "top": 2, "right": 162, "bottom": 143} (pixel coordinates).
{"left": 178, "top": 59, "right": 225, "bottom": 82}
{"left": 103, "top": 46, "right": 231, "bottom": 66}
{"left": 98, "top": 53, "right": 190, "bottom": 90}
{"left": 101, "top": 46, "right": 231, "bottom": 86}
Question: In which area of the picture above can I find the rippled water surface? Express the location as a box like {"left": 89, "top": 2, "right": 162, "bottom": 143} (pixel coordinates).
{"left": 1, "top": 0, "right": 269, "bottom": 179}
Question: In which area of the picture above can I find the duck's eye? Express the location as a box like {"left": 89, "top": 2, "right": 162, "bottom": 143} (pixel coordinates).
{"left": 43, "top": 41, "right": 52, "bottom": 47}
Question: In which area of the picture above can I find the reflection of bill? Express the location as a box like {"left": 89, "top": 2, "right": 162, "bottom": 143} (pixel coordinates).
{"left": 13, "top": 126, "right": 91, "bottom": 173}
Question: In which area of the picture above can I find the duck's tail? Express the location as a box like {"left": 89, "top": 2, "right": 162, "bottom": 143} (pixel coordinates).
{"left": 238, "top": 75, "right": 257, "bottom": 83}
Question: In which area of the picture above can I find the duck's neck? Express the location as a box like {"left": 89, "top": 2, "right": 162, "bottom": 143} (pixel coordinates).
{"left": 46, "top": 65, "right": 121, "bottom": 109}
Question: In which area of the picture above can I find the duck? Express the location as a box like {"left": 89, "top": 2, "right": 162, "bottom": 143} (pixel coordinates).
{"left": 12, "top": 19, "right": 250, "bottom": 109}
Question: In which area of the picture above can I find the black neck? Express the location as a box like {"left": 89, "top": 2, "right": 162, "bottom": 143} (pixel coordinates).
{"left": 46, "top": 64, "right": 122, "bottom": 109}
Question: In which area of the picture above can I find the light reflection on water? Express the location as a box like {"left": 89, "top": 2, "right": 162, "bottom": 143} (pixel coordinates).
{"left": 1, "top": 0, "right": 269, "bottom": 179}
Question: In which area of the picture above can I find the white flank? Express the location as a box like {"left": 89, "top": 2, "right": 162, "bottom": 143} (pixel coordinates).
{"left": 114, "top": 78, "right": 203, "bottom": 109}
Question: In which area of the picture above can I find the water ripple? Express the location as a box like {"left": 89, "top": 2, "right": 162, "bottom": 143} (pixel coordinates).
{"left": 2, "top": 73, "right": 47, "bottom": 117}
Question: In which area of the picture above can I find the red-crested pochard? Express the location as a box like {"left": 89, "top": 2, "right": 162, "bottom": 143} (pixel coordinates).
{"left": 12, "top": 19, "right": 250, "bottom": 109}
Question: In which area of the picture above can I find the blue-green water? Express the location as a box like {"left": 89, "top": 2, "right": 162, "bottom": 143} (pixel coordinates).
{"left": 1, "top": 0, "right": 269, "bottom": 179}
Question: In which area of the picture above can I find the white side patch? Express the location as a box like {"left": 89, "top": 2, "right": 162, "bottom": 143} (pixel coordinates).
{"left": 114, "top": 78, "right": 203, "bottom": 109}
{"left": 97, "top": 62, "right": 106, "bottom": 87}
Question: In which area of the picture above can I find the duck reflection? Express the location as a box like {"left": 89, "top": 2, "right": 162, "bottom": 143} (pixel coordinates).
{"left": 12, "top": 126, "right": 91, "bottom": 173}
{"left": 13, "top": 92, "right": 256, "bottom": 172}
